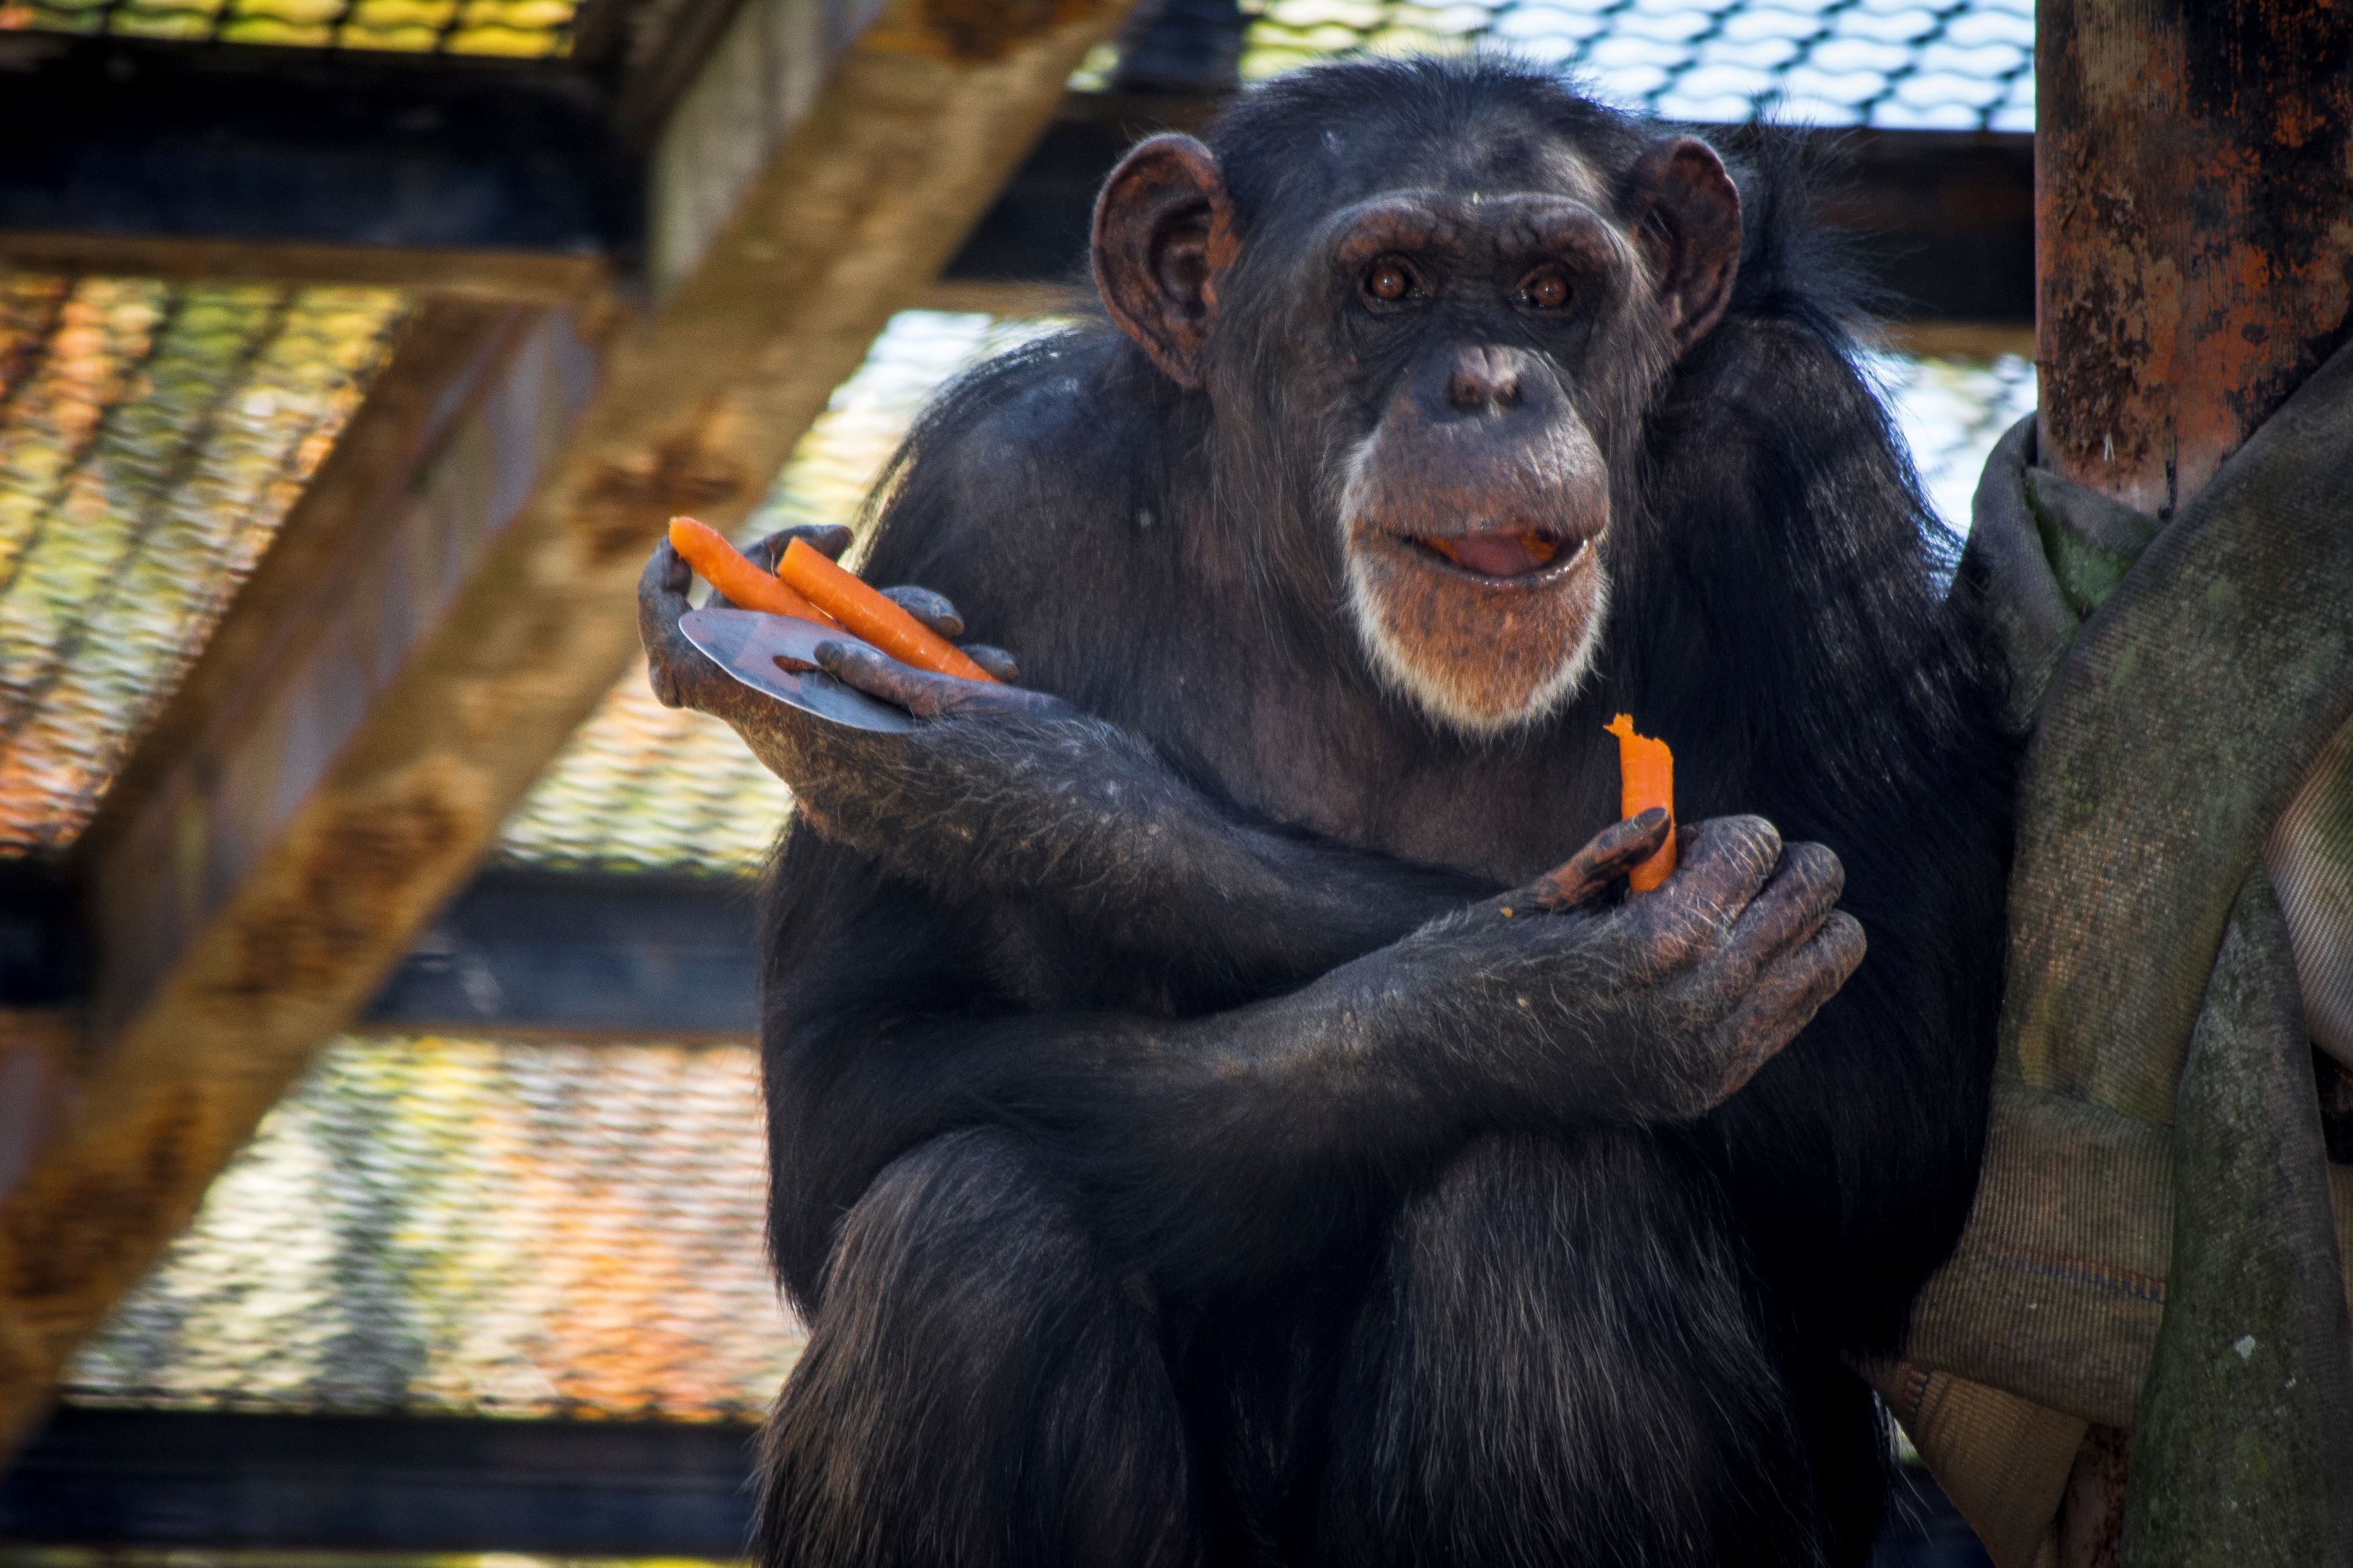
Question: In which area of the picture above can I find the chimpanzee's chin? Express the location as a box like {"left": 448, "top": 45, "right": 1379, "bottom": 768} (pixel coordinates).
{"left": 1343, "top": 532, "right": 1607, "bottom": 736}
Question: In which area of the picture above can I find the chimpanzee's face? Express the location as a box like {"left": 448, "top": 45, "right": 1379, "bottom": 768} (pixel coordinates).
{"left": 1313, "top": 187, "right": 1651, "bottom": 733}
{"left": 1092, "top": 124, "right": 1740, "bottom": 736}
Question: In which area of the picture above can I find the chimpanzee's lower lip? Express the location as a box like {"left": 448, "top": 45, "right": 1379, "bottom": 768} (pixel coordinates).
{"left": 1394, "top": 530, "right": 1594, "bottom": 586}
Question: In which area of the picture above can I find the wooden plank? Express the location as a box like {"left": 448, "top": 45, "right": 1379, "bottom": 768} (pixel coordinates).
{"left": 0, "top": 0, "right": 1137, "bottom": 1454}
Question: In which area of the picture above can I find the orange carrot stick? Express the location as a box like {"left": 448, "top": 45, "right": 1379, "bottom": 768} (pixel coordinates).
{"left": 669, "top": 517, "right": 842, "bottom": 627}
{"left": 779, "top": 536, "right": 996, "bottom": 684}
{"left": 1605, "top": 713, "right": 1677, "bottom": 893}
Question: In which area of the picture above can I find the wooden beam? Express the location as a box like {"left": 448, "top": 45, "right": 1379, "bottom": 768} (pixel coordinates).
{"left": 0, "top": 1405, "right": 1985, "bottom": 1557}
{"left": 1, "top": 1409, "right": 763, "bottom": 1555}
{"left": 0, "top": 295, "right": 604, "bottom": 1444}
{"left": 0, "top": 233, "right": 610, "bottom": 308}
{"left": 940, "top": 108, "right": 2037, "bottom": 329}
{"left": 361, "top": 870, "right": 760, "bottom": 1041}
{"left": 0, "top": 0, "right": 1136, "bottom": 1453}
{"left": 0, "top": 21, "right": 2035, "bottom": 337}
{"left": 0, "top": 36, "right": 637, "bottom": 259}
{"left": 0, "top": 1405, "right": 1991, "bottom": 1556}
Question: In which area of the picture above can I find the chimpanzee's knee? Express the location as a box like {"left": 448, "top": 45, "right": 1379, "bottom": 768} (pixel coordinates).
{"left": 1316, "top": 1128, "right": 1880, "bottom": 1568}
{"left": 760, "top": 1128, "right": 1200, "bottom": 1568}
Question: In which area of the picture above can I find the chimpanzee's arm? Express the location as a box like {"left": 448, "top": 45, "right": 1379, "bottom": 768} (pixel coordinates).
{"left": 762, "top": 813, "right": 1862, "bottom": 1303}
{"left": 644, "top": 531, "right": 1499, "bottom": 998}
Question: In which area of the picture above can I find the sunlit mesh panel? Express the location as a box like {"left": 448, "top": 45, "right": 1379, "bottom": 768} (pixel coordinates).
{"left": 1072, "top": 0, "right": 2034, "bottom": 132}
{"left": 0, "top": 0, "right": 585, "bottom": 56}
{"left": 0, "top": 276, "right": 404, "bottom": 856}
{"left": 1868, "top": 351, "right": 2036, "bottom": 541}
{"left": 65, "top": 1036, "right": 793, "bottom": 1421}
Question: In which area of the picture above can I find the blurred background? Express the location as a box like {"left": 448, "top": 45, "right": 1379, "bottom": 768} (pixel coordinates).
{"left": 0, "top": 1, "right": 2030, "bottom": 1562}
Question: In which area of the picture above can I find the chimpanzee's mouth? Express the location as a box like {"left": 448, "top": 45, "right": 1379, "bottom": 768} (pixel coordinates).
{"left": 1402, "top": 527, "right": 1590, "bottom": 583}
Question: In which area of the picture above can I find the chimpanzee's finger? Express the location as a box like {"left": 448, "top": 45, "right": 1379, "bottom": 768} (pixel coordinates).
{"left": 1626, "top": 815, "right": 1782, "bottom": 966}
{"left": 1708, "top": 911, "right": 1865, "bottom": 1100}
{"left": 1528, "top": 809, "right": 1672, "bottom": 910}
{"left": 818, "top": 640, "right": 1070, "bottom": 723}
{"left": 881, "top": 585, "right": 964, "bottom": 640}
{"left": 1709, "top": 841, "right": 1845, "bottom": 991}
{"left": 817, "top": 642, "right": 963, "bottom": 719}
{"left": 742, "top": 523, "right": 854, "bottom": 571}
{"left": 961, "top": 643, "right": 1021, "bottom": 683}
{"left": 639, "top": 538, "right": 702, "bottom": 708}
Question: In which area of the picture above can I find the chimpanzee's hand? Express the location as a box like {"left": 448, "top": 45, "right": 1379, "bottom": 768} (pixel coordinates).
{"left": 641, "top": 524, "right": 1034, "bottom": 711}
{"left": 1308, "top": 813, "right": 1865, "bottom": 1128}
{"left": 641, "top": 525, "right": 1193, "bottom": 882}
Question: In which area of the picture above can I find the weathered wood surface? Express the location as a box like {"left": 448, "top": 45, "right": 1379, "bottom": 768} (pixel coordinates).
{"left": 0, "top": 0, "right": 1135, "bottom": 1453}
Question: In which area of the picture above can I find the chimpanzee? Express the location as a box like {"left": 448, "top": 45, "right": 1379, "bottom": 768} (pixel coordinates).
{"left": 639, "top": 56, "right": 2011, "bottom": 1568}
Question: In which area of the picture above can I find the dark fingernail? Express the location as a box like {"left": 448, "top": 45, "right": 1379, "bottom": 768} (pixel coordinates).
{"left": 1635, "top": 807, "right": 1669, "bottom": 831}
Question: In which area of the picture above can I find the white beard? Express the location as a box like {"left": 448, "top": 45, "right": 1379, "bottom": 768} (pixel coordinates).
{"left": 1334, "top": 436, "right": 1610, "bottom": 738}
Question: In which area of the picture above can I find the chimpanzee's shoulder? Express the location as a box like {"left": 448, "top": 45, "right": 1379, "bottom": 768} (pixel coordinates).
{"left": 856, "top": 327, "right": 1181, "bottom": 653}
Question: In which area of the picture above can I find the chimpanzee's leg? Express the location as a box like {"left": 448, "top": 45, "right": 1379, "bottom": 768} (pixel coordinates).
{"left": 1315, "top": 1130, "right": 1884, "bottom": 1568}
{"left": 758, "top": 1127, "right": 1201, "bottom": 1568}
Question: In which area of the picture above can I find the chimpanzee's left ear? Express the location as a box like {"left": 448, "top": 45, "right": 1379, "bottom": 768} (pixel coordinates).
{"left": 1628, "top": 136, "right": 1742, "bottom": 349}
{"left": 1092, "top": 134, "right": 1238, "bottom": 389}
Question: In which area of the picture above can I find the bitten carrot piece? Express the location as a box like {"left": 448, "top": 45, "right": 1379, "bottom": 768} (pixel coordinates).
{"left": 779, "top": 537, "right": 996, "bottom": 684}
{"left": 669, "top": 517, "right": 842, "bottom": 628}
{"left": 1605, "top": 713, "right": 1677, "bottom": 893}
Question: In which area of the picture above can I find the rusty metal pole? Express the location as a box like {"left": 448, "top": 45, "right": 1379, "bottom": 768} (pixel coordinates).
{"left": 2038, "top": 0, "right": 2353, "bottom": 518}
{"left": 2036, "top": 1, "right": 2353, "bottom": 1559}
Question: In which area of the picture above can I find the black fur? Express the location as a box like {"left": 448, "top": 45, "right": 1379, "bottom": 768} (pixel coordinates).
{"left": 754, "top": 57, "right": 2011, "bottom": 1568}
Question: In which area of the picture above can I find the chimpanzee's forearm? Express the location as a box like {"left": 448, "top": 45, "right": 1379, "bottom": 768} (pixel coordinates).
{"left": 645, "top": 538, "right": 1486, "bottom": 987}
{"left": 766, "top": 823, "right": 1856, "bottom": 1300}
{"left": 795, "top": 709, "right": 1491, "bottom": 995}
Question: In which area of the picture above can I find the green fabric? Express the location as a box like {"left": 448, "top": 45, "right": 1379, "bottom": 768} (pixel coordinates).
{"left": 1989, "top": 342, "right": 2353, "bottom": 1122}
{"left": 2125, "top": 874, "right": 2353, "bottom": 1564}
{"left": 1894, "top": 339, "right": 2353, "bottom": 1563}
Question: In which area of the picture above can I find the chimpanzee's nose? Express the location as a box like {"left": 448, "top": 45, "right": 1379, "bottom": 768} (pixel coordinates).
{"left": 1445, "top": 345, "right": 1527, "bottom": 413}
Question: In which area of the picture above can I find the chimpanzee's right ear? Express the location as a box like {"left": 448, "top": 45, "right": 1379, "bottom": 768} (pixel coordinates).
{"left": 1092, "top": 134, "right": 1236, "bottom": 389}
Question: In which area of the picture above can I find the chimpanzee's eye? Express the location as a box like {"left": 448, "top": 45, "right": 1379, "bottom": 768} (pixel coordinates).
{"left": 1363, "top": 257, "right": 1417, "bottom": 304}
{"left": 1518, "top": 268, "right": 1572, "bottom": 311}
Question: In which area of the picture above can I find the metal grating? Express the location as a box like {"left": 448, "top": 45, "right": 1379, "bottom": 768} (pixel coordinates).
{"left": 492, "top": 311, "right": 1058, "bottom": 878}
{"left": 0, "top": 0, "right": 586, "bottom": 55}
{"left": 0, "top": 276, "right": 405, "bottom": 857}
{"left": 1072, "top": 0, "right": 2034, "bottom": 132}
{"left": 1868, "top": 350, "right": 2036, "bottom": 540}
{"left": 65, "top": 1035, "right": 795, "bottom": 1422}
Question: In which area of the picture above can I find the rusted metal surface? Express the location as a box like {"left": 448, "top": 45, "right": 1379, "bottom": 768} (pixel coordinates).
{"left": 2038, "top": 0, "right": 2353, "bottom": 515}
{"left": 0, "top": 0, "right": 1135, "bottom": 1453}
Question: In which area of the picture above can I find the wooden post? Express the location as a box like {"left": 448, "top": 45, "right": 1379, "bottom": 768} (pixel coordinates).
{"left": 2035, "top": 1, "right": 2353, "bottom": 1557}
